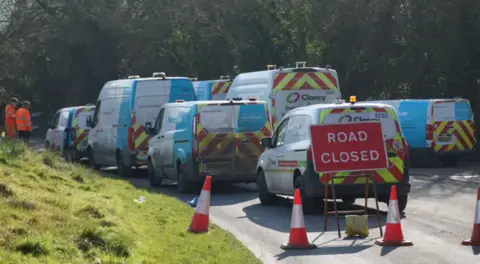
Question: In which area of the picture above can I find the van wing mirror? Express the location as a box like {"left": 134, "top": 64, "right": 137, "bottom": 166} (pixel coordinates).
{"left": 145, "top": 122, "right": 153, "bottom": 135}
{"left": 261, "top": 137, "right": 272, "bottom": 148}
{"left": 86, "top": 116, "right": 92, "bottom": 127}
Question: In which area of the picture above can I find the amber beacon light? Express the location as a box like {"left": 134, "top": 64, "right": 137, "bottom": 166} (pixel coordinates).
{"left": 349, "top": 95, "right": 357, "bottom": 104}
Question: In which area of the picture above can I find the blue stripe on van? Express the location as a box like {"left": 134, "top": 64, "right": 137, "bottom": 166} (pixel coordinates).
{"left": 454, "top": 101, "right": 472, "bottom": 120}
{"left": 169, "top": 79, "right": 197, "bottom": 102}
{"left": 397, "top": 100, "right": 429, "bottom": 148}
{"left": 117, "top": 84, "right": 134, "bottom": 150}
{"left": 193, "top": 81, "right": 213, "bottom": 100}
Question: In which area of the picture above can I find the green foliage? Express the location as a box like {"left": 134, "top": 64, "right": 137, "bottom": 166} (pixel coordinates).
{"left": 0, "top": 149, "right": 260, "bottom": 263}
{"left": 1, "top": 0, "right": 480, "bottom": 128}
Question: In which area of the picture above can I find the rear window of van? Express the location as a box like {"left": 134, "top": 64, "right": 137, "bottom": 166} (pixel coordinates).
{"left": 322, "top": 108, "right": 398, "bottom": 139}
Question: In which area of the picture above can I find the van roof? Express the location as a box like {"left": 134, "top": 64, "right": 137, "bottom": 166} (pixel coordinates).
{"left": 164, "top": 99, "right": 267, "bottom": 107}
{"left": 285, "top": 101, "right": 395, "bottom": 116}
{"left": 58, "top": 105, "right": 96, "bottom": 112}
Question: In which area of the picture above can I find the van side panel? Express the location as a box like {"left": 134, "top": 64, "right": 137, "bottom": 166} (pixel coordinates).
{"left": 397, "top": 101, "right": 429, "bottom": 148}
{"left": 116, "top": 85, "right": 133, "bottom": 152}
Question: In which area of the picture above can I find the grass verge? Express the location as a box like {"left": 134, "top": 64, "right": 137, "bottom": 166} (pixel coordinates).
{"left": 0, "top": 141, "right": 260, "bottom": 264}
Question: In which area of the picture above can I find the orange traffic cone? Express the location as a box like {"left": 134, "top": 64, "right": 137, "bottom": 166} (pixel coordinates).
{"left": 188, "top": 176, "right": 211, "bottom": 233}
{"left": 462, "top": 186, "right": 480, "bottom": 246}
{"left": 281, "top": 189, "right": 317, "bottom": 250}
{"left": 375, "top": 186, "right": 413, "bottom": 246}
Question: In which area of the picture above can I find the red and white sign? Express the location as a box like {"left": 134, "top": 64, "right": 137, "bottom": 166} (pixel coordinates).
{"left": 309, "top": 122, "right": 388, "bottom": 173}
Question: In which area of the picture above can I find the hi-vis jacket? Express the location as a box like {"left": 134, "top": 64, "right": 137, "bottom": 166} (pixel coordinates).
{"left": 15, "top": 108, "right": 32, "bottom": 132}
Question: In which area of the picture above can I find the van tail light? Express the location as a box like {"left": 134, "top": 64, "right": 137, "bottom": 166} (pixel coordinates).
{"left": 71, "top": 127, "right": 77, "bottom": 142}
{"left": 402, "top": 138, "right": 409, "bottom": 161}
{"left": 128, "top": 127, "right": 135, "bottom": 150}
{"left": 192, "top": 116, "right": 198, "bottom": 158}
{"left": 306, "top": 145, "right": 313, "bottom": 162}
{"left": 426, "top": 124, "right": 434, "bottom": 140}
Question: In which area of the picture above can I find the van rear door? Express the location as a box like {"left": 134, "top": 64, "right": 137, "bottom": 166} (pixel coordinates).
{"left": 211, "top": 81, "right": 231, "bottom": 100}
{"left": 431, "top": 100, "right": 476, "bottom": 151}
{"left": 272, "top": 70, "right": 340, "bottom": 126}
{"left": 320, "top": 106, "right": 405, "bottom": 184}
{"left": 196, "top": 104, "right": 237, "bottom": 174}
{"left": 133, "top": 80, "right": 170, "bottom": 158}
{"left": 72, "top": 106, "right": 96, "bottom": 150}
{"left": 235, "top": 103, "right": 270, "bottom": 175}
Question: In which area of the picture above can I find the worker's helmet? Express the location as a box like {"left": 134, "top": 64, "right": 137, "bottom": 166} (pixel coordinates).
{"left": 11, "top": 97, "right": 19, "bottom": 104}
{"left": 22, "top": 101, "right": 31, "bottom": 107}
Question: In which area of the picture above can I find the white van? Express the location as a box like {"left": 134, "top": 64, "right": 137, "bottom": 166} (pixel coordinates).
{"left": 256, "top": 98, "right": 410, "bottom": 213}
{"left": 226, "top": 62, "right": 341, "bottom": 127}
{"left": 86, "top": 72, "right": 197, "bottom": 177}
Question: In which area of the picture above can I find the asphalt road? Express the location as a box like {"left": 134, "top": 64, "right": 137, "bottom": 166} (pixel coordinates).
{"left": 30, "top": 141, "right": 480, "bottom": 263}
{"left": 120, "top": 164, "right": 480, "bottom": 264}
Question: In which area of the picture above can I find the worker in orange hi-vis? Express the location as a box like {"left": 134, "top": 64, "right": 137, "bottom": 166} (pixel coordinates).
{"left": 4, "top": 97, "right": 19, "bottom": 139}
{"left": 16, "top": 101, "right": 32, "bottom": 143}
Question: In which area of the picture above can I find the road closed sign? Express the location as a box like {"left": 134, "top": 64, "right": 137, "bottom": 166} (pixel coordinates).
{"left": 309, "top": 122, "right": 388, "bottom": 173}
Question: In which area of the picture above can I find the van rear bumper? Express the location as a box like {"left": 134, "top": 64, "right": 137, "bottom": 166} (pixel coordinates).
{"left": 302, "top": 165, "right": 410, "bottom": 201}
{"left": 194, "top": 172, "right": 257, "bottom": 183}
{"left": 411, "top": 146, "right": 476, "bottom": 158}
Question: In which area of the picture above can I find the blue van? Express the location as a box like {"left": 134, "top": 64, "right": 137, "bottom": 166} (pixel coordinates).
{"left": 86, "top": 72, "right": 197, "bottom": 177}
{"left": 145, "top": 99, "right": 271, "bottom": 192}
{"left": 45, "top": 105, "right": 96, "bottom": 161}
{"left": 192, "top": 76, "right": 232, "bottom": 100}
{"left": 370, "top": 99, "right": 476, "bottom": 166}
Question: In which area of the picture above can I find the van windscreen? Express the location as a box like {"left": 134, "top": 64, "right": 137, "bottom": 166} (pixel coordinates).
{"left": 322, "top": 110, "right": 398, "bottom": 139}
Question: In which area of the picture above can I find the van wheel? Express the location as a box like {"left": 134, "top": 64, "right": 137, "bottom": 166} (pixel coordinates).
{"left": 64, "top": 150, "right": 73, "bottom": 163}
{"left": 177, "top": 167, "right": 193, "bottom": 193}
{"left": 386, "top": 194, "right": 408, "bottom": 212}
{"left": 88, "top": 148, "right": 100, "bottom": 170}
{"left": 342, "top": 198, "right": 356, "bottom": 207}
{"left": 440, "top": 157, "right": 459, "bottom": 167}
{"left": 294, "top": 176, "right": 317, "bottom": 214}
{"left": 148, "top": 159, "right": 162, "bottom": 187}
{"left": 116, "top": 152, "right": 132, "bottom": 178}
{"left": 257, "top": 170, "right": 276, "bottom": 205}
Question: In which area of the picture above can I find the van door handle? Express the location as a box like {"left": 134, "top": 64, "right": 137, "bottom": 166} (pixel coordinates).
{"left": 157, "top": 135, "right": 164, "bottom": 139}
{"left": 276, "top": 154, "right": 284, "bottom": 158}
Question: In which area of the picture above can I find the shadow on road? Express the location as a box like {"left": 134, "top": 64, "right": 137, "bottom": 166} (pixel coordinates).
{"left": 275, "top": 237, "right": 375, "bottom": 260}
{"left": 242, "top": 196, "right": 389, "bottom": 234}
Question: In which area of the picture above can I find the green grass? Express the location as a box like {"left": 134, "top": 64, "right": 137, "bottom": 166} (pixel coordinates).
{"left": 0, "top": 141, "right": 260, "bottom": 264}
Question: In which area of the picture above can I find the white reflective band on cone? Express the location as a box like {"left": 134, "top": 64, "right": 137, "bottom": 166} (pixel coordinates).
{"left": 386, "top": 200, "right": 400, "bottom": 224}
{"left": 290, "top": 205, "right": 306, "bottom": 228}
{"left": 195, "top": 190, "right": 210, "bottom": 215}
{"left": 474, "top": 201, "right": 480, "bottom": 224}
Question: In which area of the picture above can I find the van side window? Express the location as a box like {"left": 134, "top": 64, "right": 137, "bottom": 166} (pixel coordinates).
{"left": 58, "top": 110, "right": 70, "bottom": 128}
{"left": 162, "top": 107, "right": 178, "bottom": 132}
{"left": 154, "top": 108, "right": 165, "bottom": 134}
{"left": 91, "top": 100, "right": 102, "bottom": 127}
{"left": 272, "top": 119, "right": 289, "bottom": 148}
{"left": 284, "top": 115, "right": 311, "bottom": 144}
{"left": 51, "top": 112, "right": 61, "bottom": 128}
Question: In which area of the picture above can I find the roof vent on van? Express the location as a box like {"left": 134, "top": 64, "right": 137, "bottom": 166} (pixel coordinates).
{"left": 232, "top": 97, "right": 242, "bottom": 101}
{"left": 190, "top": 77, "right": 198, "bottom": 81}
{"left": 247, "top": 97, "right": 257, "bottom": 101}
{"left": 332, "top": 99, "right": 345, "bottom": 104}
{"left": 266, "top": 64, "right": 277, "bottom": 70}
{"left": 279, "top": 66, "right": 285, "bottom": 70}
{"left": 220, "top": 75, "right": 231, "bottom": 80}
{"left": 128, "top": 75, "right": 140, "bottom": 79}
{"left": 295, "top": 61, "right": 307, "bottom": 68}
{"left": 153, "top": 72, "right": 166, "bottom": 78}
